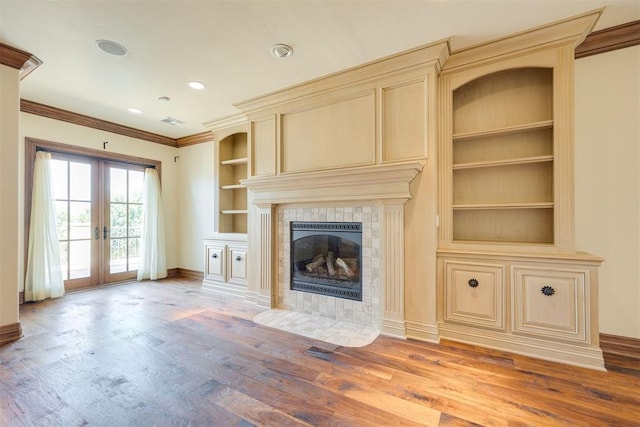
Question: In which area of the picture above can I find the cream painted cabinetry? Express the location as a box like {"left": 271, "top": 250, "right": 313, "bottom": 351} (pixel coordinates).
{"left": 438, "top": 251, "right": 602, "bottom": 368}
{"left": 202, "top": 115, "right": 250, "bottom": 297}
{"left": 512, "top": 265, "right": 588, "bottom": 343}
{"left": 444, "top": 260, "right": 505, "bottom": 330}
{"left": 437, "top": 11, "right": 605, "bottom": 369}
{"left": 203, "top": 238, "right": 248, "bottom": 296}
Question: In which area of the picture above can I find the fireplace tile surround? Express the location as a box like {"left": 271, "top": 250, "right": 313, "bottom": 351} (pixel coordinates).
{"left": 278, "top": 205, "right": 381, "bottom": 329}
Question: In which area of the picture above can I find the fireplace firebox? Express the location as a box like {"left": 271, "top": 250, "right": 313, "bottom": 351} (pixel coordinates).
{"left": 290, "top": 222, "right": 362, "bottom": 301}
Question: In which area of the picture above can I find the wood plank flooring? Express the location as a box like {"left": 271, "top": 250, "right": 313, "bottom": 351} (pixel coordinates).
{"left": 1, "top": 278, "right": 638, "bottom": 426}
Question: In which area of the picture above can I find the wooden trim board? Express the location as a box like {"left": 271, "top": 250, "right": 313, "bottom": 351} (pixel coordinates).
{"left": 0, "top": 322, "right": 23, "bottom": 345}
{"left": 576, "top": 20, "right": 640, "bottom": 58}
{"left": 21, "top": 100, "right": 177, "bottom": 147}
{"left": 599, "top": 333, "right": 640, "bottom": 360}
{"left": 176, "top": 268, "right": 204, "bottom": 280}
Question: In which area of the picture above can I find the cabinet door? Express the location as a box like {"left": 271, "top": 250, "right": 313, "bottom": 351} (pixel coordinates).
{"left": 512, "top": 266, "right": 587, "bottom": 343}
{"left": 444, "top": 260, "right": 505, "bottom": 330}
{"left": 228, "top": 246, "right": 247, "bottom": 284}
{"left": 205, "top": 245, "right": 225, "bottom": 281}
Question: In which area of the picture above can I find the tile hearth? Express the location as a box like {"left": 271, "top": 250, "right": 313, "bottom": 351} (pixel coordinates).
{"left": 253, "top": 309, "right": 379, "bottom": 347}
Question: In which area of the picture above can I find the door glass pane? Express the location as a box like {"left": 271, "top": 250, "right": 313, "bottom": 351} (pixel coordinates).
{"left": 69, "top": 162, "right": 91, "bottom": 201}
{"left": 110, "top": 168, "right": 127, "bottom": 202}
{"left": 55, "top": 200, "right": 68, "bottom": 241}
{"left": 110, "top": 238, "right": 127, "bottom": 273}
{"left": 129, "top": 170, "right": 144, "bottom": 203}
{"left": 51, "top": 159, "right": 68, "bottom": 200}
{"left": 69, "top": 240, "right": 91, "bottom": 279}
{"left": 110, "top": 203, "right": 127, "bottom": 238}
{"left": 128, "top": 204, "right": 142, "bottom": 237}
{"left": 128, "top": 238, "right": 141, "bottom": 272}
{"left": 69, "top": 201, "right": 91, "bottom": 239}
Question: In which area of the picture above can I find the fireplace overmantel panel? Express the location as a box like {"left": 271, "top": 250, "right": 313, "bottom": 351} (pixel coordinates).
{"left": 242, "top": 161, "right": 424, "bottom": 205}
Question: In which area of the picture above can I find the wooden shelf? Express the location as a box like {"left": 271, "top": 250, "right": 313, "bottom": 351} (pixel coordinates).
{"left": 453, "top": 155, "right": 553, "bottom": 170}
{"left": 221, "top": 210, "right": 248, "bottom": 215}
{"left": 453, "top": 202, "right": 553, "bottom": 210}
{"left": 220, "top": 184, "right": 246, "bottom": 190}
{"left": 220, "top": 157, "right": 248, "bottom": 166}
{"left": 453, "top": 120, "right": 553, "bottom": 142}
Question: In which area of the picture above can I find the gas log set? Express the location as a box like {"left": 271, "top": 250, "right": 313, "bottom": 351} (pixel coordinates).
{"left": 290, "top": 222, "right": 363, "bottom": 301}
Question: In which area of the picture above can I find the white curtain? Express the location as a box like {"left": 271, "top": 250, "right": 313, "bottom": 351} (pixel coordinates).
{"left": 25, "top": 151, "right": 65, "bottom": 301}
{"left": 137, "top": 168, "right": 167, "bottom": 281}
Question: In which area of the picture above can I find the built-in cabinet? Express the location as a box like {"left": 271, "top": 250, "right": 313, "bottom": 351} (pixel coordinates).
{"left": 203, "top": 238, "right": 248, "bottom": 295}
{"left": 437, "top": 11, "right": 605, "bottom": 370}
{"left": 196, "top": 10, "right": 606, "bottom": 370}
{"left": 202, "top": 116, "right": 249, "bottom": 295}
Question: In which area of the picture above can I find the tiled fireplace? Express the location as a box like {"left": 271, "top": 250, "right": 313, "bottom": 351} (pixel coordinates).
{"left": 244, "top": 161, "right": 424, "bottom": 337}
{"left": 279, "top": 206, "right": 380, "bottom": 328}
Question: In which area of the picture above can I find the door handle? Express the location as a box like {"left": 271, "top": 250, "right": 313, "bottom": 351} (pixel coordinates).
{"left": 103, "top": 226, "right": 108, "bottom": 240}
{"left": 95, "top": 226, "right": 100, "bottom": 240}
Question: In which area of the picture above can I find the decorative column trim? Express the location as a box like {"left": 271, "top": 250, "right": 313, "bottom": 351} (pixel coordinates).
{"left": 380, "top": 200, "right": 406, "bottom": 337}
{"left": 0, "top": 322, "right": 23, "bottom": 345}
{"left": 256, "top": 204, "right": 274, "bottom": 308}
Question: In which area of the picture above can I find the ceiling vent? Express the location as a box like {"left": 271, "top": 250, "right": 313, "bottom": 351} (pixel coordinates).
{"left": 161, "top": 116, "right": 186, "bottom": 126}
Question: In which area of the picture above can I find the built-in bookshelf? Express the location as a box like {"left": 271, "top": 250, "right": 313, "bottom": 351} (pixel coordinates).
{"left": 218, "top": 132, "right": 247, "bottom": 234}
{"left": 450, "top": 68, "right": 554, "bottom": 245}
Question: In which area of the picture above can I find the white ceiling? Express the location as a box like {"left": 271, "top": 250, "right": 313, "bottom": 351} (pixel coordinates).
{"left": 1, "top": 0, "right": 639, "bottom": 139}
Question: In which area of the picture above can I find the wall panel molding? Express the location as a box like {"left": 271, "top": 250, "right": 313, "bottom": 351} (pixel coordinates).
{"left": 576, "top": 20, "right": 640, "bottom": 59}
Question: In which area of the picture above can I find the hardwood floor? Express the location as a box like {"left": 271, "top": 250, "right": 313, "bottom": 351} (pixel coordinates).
{"left": 1, "top": 278, "right": 638, "bottom": 426}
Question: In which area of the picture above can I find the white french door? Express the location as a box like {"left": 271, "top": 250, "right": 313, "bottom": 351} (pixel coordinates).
{"left": 50, "top": 154, "right": 145, "bottom": 290}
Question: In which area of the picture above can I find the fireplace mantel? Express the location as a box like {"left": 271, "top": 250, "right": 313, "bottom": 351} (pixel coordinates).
{"left": 242, "top": 161, "right": 424, "bottom": 205}
{"left": 244, "top": 161, "right": 425, "bottom": 338}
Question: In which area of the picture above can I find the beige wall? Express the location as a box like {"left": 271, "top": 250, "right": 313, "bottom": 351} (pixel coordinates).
{"left": 0, "top": 65, "right": 21, "bottom": 327}
{"left": 575, "top": 45, "right": 640, "bottom": 339}
{"left": 176, "top": 142, "right": 215, "bottom": 272}
{"left": 18, "top": 113, "right": 180, "bottom": 291}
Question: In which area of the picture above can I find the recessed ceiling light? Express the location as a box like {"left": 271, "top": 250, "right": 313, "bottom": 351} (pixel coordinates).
{"left": 96, "top": 39, "right": 128, "bottom": 56}
{"left": 188, "top": 81, "right": 205, "bottom": 90}
{"left": 271, "top": 43, "right": 294, "bottom": 58}
{"left": 128, "top": 108, "right": 143, "bottom": 114}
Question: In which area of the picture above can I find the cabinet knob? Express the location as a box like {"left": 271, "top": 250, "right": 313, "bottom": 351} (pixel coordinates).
{"left": 468, "top": 278, "right": 479, "bottom": 288}
{"left": 541, "top": 285, "right": 555, "bottom": 296}
{"left": 212, "top": 253, "right": 218, "bottom": 259}
{"left": 235, "top": 255, "right": 242, "bottom": 262}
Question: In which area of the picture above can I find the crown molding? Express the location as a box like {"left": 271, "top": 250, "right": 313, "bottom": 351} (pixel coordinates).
{"left": 21, "top": 99, "right": 177, "bottom": 147}
{"left": 443, "top": 9, "right": 602, "bottom": 72}
{"left": 176, "top": 131, "right": 215, "bottom": 147}
{"left": 576, "top": 20, "right": 640, "bottom": 58}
